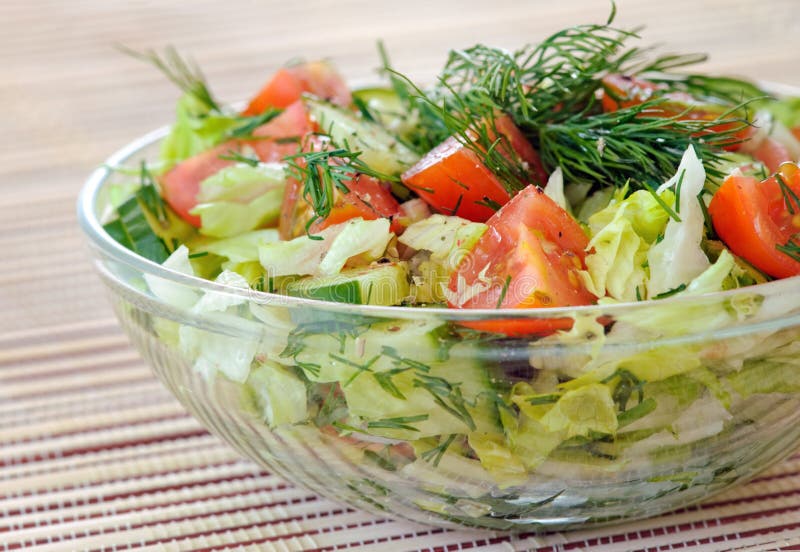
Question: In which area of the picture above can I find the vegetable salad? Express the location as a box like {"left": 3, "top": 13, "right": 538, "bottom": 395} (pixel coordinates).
{"left": 102, "top": 12, "right": 800, "bottom": 513}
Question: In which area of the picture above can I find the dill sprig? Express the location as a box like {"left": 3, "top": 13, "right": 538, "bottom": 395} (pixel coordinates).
{"left": 644, "top": 73, "right": 770, "bottom": 106}
{"left": 379, "top": 10, "right": 762, "bottom": 198}
{"left": 777, "top": 238, "right": 800, "bottom": 264}
{"left": 537, "top": 100, "right": 747, "bottom": 189}
{"left": 285, "top": 137, "right": 401, "bottom": 237}
{"left": 119, "top": 45, "right": 222, "bottom": 112}
{"left": 433, "top": 25, "right": 642, "bottom": 128}
{"left": 776, "top": 172, "right": 800, "bottom": 215}
{"left": 420, "top": 434, "right": 457, "bottom": 467}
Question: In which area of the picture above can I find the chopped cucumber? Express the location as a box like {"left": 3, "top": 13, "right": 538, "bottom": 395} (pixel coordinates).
{"left": 304, "top": 95, "right": 420, "bottom": 175}
{"left": 352, "top": 87, "right": 419, "bottom": 139}
{"left": 285, "top": 262, "right": 411, "bottom": 306}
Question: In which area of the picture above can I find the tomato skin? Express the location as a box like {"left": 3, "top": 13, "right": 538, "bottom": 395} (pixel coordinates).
{"left": 161, "top": 142, "right": 235, "bottom": 226}
{"left": 448, "top": 185, "right": 595, "bottom": 336}
{"left": 709, "top": 163, "right": 800, "bottom": 279}
{"left": 162, "top": 101, "right": 312, "bottom": 227}
{"left": 309, "top": 175, "right": 401, "bottom": 234}
{"left": 401, "top": 115, "right": 547, "bottom": 222}
{"left": 403, "top": 137, "right": 510, "bottom": 221}
{"left": 751, "top": 136, "right": 792, "bottom": 173}
{"left": 279, "top": 172, "right": 401, "bottom": 239}
{"left": 242, "top": 61, "right": 351, "bottom": 116}
{"left": 601, "top": 74, "right": 665, "bottom": 112}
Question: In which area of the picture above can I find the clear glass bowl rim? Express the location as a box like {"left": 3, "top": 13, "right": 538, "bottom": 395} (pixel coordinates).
{"left": 77, "top": 118, "right": 800, "bottom": 324}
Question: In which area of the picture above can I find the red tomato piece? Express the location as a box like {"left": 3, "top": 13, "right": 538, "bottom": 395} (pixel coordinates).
{"left": 709, "top": 162, "right": 800, "bottom": 279}
{"left": 751, "top": 136, "right": 793, "bottom": 173}
{"left": 250, "top": 100, "right": 313, "bottom": 161}
{"left": 448, "top": 185, "right": 596, "bottom": 336}
{"left": 279, "top": 171, "right": 400, "bottom": 239}
{"left": 242, "top": 61, "right": 351, "bottom": 116}
{"left": 162, "top": 101, "right": 312, "bottom": 227}
{"left": 401, "top": 115, "right": 547, "bottom": 222}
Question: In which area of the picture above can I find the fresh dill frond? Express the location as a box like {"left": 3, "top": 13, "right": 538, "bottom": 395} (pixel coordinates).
{"left": 776, "top": 172, "right": 800, "bottom": 215}
{"left": 285, "top": 137, "right": 403, "bottom": 236}
{"left": 537, "top": 99, "right": 747, "bottom": 189}
{"left": 645, "top": 73, "right": 770, "bottom": 106}
{"left": 227, "top": 109, "right": 281, "bottom": 139}
{"left": 218, "top": 149, "right": 260, "bottom": 167}
{"left": 119, "top": 44, "right": 222, "bottom": 112}
{"left": 777, "top": 238, "right": 800, "bottom": 264}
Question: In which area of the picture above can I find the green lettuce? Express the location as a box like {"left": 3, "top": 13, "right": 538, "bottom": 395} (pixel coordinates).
{"left": 259, "top": 218, "right": 393, "bottom": 277}
{"left": 191, "top": 229, "right": 280, "bottom": 264}
{"left": 647, "top": 146, "right": 711, "bottom": 297}
{"left": 190, "top": 162, "right": 287, "bottom": 238}
{"left": 580, "top": 188, "right": 673, "bottom": 301}
{"left": 245, "top": 361, "right": 308, "bottom": 427}
{"left": 160, "top": 93, "right": 240, "bottom": 167}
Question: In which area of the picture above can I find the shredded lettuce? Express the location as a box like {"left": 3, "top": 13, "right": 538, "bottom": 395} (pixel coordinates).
{"left": 191, "top": 229, "right": 280, "bottom": 264}
{"left": 580, "top": 188, "right": 674, "bottom": 301}
{"left": 539, "top": 383, "right": 618, "bottom": 438}
{"left": 143, "top": 245, "right": 198, "bottom": 309}
{"left": 647, "top": 146, "right": 711, "bottom": 297}
{"left": 259, "top": 218, "right": 393, "bottom": 277}
{"left": 160, "top": 93, "right": 240, "bottom": 167}
{"left": 542, "top": 167, "right": 568, "bottom": 211}
{"left": 178, "top": 270, "right": 259, "bottom": 383}
{"left": 190, "top": 162, "right": 287, "bottom": 238}
{"left": 191, "top": 190, "right": 284, "bottom": 238}
{"left": 246, "top": 361, "right": 308, "bottom": 427}
{"left": 467, "top": 432, "right": 528, "bottom": 487}
{"left": 196, "top": 162, "right": 286, "bottom": 203}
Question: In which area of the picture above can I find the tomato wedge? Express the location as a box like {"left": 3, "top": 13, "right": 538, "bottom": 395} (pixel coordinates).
{"left": 401, "top": 115, "right": 547, "bottom": 222}
{"left": 448, "top": 185, "right": 596, "bottom": 336}
{"left": 751, "top": 136, "right": 793, "bottom": 173}
{"left": 600, "top": 74, "right": 750, "bottom": 151}
{"left": 709, "top": 162, "right": 800, "bottom": 279}
{"left": 242, "top": 61, "right": 351, "bottom": 116}
{"left": 162, "top": 101, "right": 312, "bottom": 227}
{"left": 279, "top": 172, "right": 400, "bottom": 239}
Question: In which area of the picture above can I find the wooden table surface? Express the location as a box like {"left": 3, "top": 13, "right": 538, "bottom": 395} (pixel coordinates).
{"left": 3, "top": 1, "right": 800, "bottom": 550}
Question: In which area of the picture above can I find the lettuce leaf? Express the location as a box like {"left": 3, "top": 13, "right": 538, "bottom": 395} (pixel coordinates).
{"left": 259, "top": 218, "right": 393, "bottom": 277}
{"left": 245, "top": 361, "right": 308, "bottom": 427}
{"left": 580, "top": 188, "right": 674, "bottom": 301}
{"left": 191, "top": 229, "right": 280, "bottom": 264}
{"left": 160, "top": 93, "right": 240, "bottom": 167}
{"left": 190, "top": 161, "right": 287, "bottom": 238}
{"left": 647, "top": 146, "right": 711, "bottom": 297}
{"left": 191, "top": 190, "right": 284, "bottom": 238}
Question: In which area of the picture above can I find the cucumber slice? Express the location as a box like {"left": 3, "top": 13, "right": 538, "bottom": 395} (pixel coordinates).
{"left": 352, "top": 87, "right": 419, "bottom": 139}
{"left": 304, "top": 95, "right": 420, "bottom": 175}
{"left": 285, "top": 262, "right": 410, "bottom": 306}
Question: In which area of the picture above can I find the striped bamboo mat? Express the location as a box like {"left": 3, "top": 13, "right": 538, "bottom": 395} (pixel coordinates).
{"left": 4, "top": 1, "right": 800, "bottom": 550}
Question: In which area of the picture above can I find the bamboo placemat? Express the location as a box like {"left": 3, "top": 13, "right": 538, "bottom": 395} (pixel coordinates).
{"left": 4, "top": 1, "right": 800, "bottom": 550}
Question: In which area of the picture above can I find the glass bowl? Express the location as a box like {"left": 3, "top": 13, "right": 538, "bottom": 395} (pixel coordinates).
{"left": 78, "top": 126, "right": 800, "bottom": 532}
